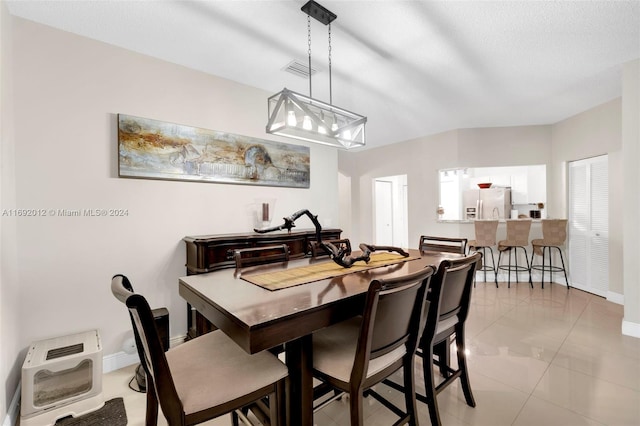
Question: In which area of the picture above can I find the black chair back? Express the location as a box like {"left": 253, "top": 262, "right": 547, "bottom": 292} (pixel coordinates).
{"left": 353, "top": 266, "right": 435, "bottom": 386}
{"left": 111, "top": 275, "right": 183, "bottom": 424}
{"left": 423, "top": 252, "right": 480, "bottom": 346}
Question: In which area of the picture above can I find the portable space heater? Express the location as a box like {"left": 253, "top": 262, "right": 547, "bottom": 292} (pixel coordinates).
{"left": 20, "top": 330, "right": 104, "bottom": 426}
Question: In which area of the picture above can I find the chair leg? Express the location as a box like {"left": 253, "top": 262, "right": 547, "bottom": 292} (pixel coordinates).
{"left": 349, "top": 388, "right": 365, "bottom": 426}
{"left": 435, "top": 339, "right": 451, "bottom": 378}
{"left": 145, "top": 385, "right": 159, "bottom": 426}
{"left": 509, "top": 247, "right": 520, "bottom": 284}
{"left": 498, "top": 249, "right": 508, "bottom": 287}
{"left": 482, "top": 247, "right": 488, "bottom": 283}
{"left": 403, "top": 357, "right": 419, "bottom": 426}
{"left": 529, "top": 246, "right": 535, "bottom": 287}
{"left": 555, "top": 247, "right": 570, "bottom": 289}
{"left": 522, "top": 247, "right": 533, "bottom": 289}
{"left": 545, "top": 246, "right": 551, "bottom": 288}
{"left": 455, "top": 326, "right": 476, "bottom": 408}
{"left": 267, "top": 379, "right": 286, "bottom": 426}
{"left": 488, "top": 247, "right": 498, "bottom": 287}
{"left": 422, "top": 346, "right": 443, "bottom": 426}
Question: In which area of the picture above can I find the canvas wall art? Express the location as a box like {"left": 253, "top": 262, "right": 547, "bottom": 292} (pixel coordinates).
{"left": 118, "top": 114, "right": 310, "bottom": 188}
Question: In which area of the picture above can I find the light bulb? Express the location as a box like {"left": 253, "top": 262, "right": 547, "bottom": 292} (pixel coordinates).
{"left": 342, "top": 129, "right": 352, "bottom": 140}
{"left": 302, "top": 115, "right": 312, "bottom": 130}
{"left": 318, "top": 126, "right": 327, "bottom": 134}
{"left": 287, "top": 111, "right": 297, "bottom": 126}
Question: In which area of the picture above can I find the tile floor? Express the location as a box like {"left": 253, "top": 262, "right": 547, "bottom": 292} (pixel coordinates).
{"left": 103, "top": 281, "right": 640, "bottom": 425}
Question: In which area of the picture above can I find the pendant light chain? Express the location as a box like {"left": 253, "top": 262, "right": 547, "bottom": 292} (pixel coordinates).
{"left": 328, "top": 23, "right": 332, "bottom": 105}
{"left": 266, "top": 1, "right": 367, "bottom": 149}
{"left": 308, "top": 15, "right": 312, "bottom": 98}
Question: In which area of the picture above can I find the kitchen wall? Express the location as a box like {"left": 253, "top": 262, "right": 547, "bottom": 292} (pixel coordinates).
{"left": 339, "top": 125, "right": 551, "bottom": 246}
{"left": 2, "top": 15, "right": 341, "bottom": 410}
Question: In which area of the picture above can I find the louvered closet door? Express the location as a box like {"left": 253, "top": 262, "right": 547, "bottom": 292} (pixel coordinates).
{"left": 568, "top": 155, "right": 609, "bottom": 296}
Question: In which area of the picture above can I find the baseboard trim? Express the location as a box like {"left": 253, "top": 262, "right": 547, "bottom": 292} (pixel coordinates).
{"left": 103, "top": 334, "right": 187, "bottom": 373}
{"left": 103, "top": 351, "right": 140, "bottom": 374}
{"left": 622, "top": 320, "right": 640, "bottom": 338}
{"left": 2, "top": 384, "right": 20, "bottom": 426}
{"left": 606, "top": 291, "right": 624, "bottom": 305}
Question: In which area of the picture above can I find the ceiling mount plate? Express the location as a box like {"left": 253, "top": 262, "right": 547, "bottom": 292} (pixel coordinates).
{"left": 301, "top": 1, "right": 337, "bottom": 25}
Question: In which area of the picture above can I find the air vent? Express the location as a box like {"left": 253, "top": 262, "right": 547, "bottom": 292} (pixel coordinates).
{"left": 283, "top": 60, "right": 317, "bottom": 79}
{"left": 47, "top": 343, "right": 84, "bottom": 360}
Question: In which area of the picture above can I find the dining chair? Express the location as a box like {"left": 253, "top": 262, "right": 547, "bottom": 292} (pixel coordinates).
{"left": 468, "top": 220, "right": 499, "bottom": 287}
{"left": 419, "top": 235, "right": 467, "bottom": 254}
{"left": 416, "top": 252, "right": 481, "bottom": 426}
{"left": 309, "top": 238, "right": 352, "bottom": 258}
{"left": 311, "top": 265, "right": 436, "bottom": 426}
{"left": 111, "top": 274, "right": 288, "bottom": 426}
{"left": 530, "top": 219, "right": 570, "bottom": 289}
{"left": 497, "top": 219, "right": 533, "bottom": 288}
{"left": 234, "top": 244, "right": 289, "bottom": 269}
{"left": 115, "top": 275, "right": 170, "bottom": 393}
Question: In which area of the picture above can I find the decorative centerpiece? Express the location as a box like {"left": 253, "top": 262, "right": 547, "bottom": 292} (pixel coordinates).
{"left": 254, "top": 208, "right": 408, "bottom": 268}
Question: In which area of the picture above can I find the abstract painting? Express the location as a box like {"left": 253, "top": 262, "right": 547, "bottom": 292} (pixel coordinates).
{"left": 117, "top": 114, "right": 310, "bottom": 188}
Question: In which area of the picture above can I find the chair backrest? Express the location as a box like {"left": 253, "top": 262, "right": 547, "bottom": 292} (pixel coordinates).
{"left": 310, "top": 239, "right": 352, "bottom": 258}
{"left": 422, "top": 252, "right": 481, "bottom": 346}
{"left": 234, "top": 244, "right": 290, "bottom": 268}
{"left": 419, "top": 236, "right": 467, "bottom": 254}
{"left": 504, "top": 219, "right": 532, "bottom": 246}
{"left": 352, "top": 265, "right": 435, "bottom": 386}
{"left": 541, "top": 219, "right": 568, "bottom": 245}
{"left": 473, "top": 220, "right": 499, "bottom": 246}
{"left": 111, "top": 274, "right": 183, "bottom": 424}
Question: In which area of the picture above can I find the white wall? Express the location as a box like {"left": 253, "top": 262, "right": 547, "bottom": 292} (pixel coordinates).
{"left": 550, "top": 99, "right": 623, "bottom": 296}
{"left": 6, "top": 16, "right": 340, "bottom": 388}
{"left": 1, "top": 1, "right": 20, "bottom": 421}
{"left": 622, "top": 59, "right": 640, "bottom": 336}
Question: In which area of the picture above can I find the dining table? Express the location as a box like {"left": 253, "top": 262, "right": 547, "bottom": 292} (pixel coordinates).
{"left": 178, "top": 248, "right": 462, "bottom": 426}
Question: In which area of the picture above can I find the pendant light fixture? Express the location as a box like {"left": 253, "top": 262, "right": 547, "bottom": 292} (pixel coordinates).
{"left": 266, "top": 0, "right": 367, "bottom": 149}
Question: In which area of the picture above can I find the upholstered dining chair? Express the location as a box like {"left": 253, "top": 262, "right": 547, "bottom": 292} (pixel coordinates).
{"left": 530, "top": 219, "right": 570, "bottom": 289}
{"left": 311, "top": 265, "right": 435, "bottom": 426}
{"left": 419, "top": 235, "right": 468, "bottom": 254}
{"left": 234, "top": 244, "right": 289, "bottom": 269}
{"left": 497, "top": 219, "right": 533, "bottom": 288}
{"left": 417, "top": 252, "right": 481, "bottom": 426}
{"left": 111, "top": 274, "right": 288, "bottom": 426}
{"left": 468, "top": 220, "right": 499, "bottom": 287}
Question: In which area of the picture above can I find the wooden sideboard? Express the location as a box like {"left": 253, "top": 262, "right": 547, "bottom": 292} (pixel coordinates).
{"left": 183, "top": 228, "right": 342, "bottom": 337}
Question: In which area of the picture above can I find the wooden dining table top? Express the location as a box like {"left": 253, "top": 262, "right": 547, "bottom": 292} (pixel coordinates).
{"left": 178, "top": 248, "right": 461, "bottom": 354}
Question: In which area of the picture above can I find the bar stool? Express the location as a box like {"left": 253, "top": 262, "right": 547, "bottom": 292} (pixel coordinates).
{"left": 468, "top": 220, "right": 499, "bottom": 287}
{"left": 497, "top": 219, "right": 533, "bottom": 288}
{"left": 530, "top": 219, "right": 570, "bottom": 289}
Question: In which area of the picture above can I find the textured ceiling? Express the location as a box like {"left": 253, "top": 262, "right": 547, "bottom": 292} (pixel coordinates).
{"left": 6, "top": 0, "right": 640, "bottom": 150}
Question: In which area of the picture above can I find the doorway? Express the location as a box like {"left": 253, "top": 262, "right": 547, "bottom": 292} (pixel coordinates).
{"left": 374, "top": 175, "right": 408, "bottom": 248}
{"left": 568, "top": 155, "right": 609, "bottom": 296}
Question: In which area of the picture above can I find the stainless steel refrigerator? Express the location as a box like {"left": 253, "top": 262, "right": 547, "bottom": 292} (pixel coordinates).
{"left": 463, "top": 188, "right": 512, "bottom": 220}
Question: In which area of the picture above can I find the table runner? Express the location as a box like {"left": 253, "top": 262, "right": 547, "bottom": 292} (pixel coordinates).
{"left": 241, "top": 252, "right": 420, "bottom": 291}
